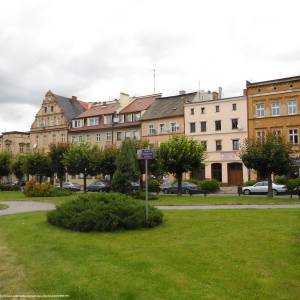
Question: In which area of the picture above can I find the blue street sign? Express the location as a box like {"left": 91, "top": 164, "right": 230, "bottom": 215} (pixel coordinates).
{"left": 137, "top": 148, "right": 155, "bottom": 160}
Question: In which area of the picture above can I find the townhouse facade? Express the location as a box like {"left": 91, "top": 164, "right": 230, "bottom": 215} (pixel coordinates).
{"left": 30, "top": 90, "right": 88, "bottom": 152}
{"left": 0, "top": 131, "right": 30, "bottom": 155}
{"left": 246, "top": 75, "right": 300, "bottom": 178}
{"left": 184, "top": 95, "right": 248, "bottom": 185}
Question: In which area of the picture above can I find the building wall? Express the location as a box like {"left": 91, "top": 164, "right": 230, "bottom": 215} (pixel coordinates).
{"left": 0, "top": 132, "right": 30, "bottom": 155}
{"left": 141, "top": 116, "right": 185, "bottom": 145}
{"left": 184, "top": 96, "right": 248, "bottom": 184}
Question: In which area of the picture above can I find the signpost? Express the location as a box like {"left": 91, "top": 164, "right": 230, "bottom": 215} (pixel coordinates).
{"left": 137, "top": 148, "right": 155, "bottom": 222}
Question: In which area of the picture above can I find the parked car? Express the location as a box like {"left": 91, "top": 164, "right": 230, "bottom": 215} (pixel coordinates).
{"left": 13, "top": 180, "right": 26, "bottom": 187}
{"left": 87, "top": 181, "right": 110, "bottom": 192}
{"left": 61, "top": 182, "right": 81, "bottom": 192}
{"left": 242, "top": 181, "right": 287, "bottom": 195}
{"left": 131, "top": 182, "right": 140, "bottom": 191}
{"left": 161, "top": 181, "right": 200, "bottom": 194}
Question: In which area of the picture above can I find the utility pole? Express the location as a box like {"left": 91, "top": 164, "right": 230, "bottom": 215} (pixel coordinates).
{"left": 153, "top": 68, "right": 156, "bottom": 94}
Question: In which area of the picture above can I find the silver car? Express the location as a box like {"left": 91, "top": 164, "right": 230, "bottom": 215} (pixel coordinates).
{"left": 242, "top": 181, "right": 287, "bottom": 195}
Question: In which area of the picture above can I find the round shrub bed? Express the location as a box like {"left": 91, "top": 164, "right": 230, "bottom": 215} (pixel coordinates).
{"left": 47, "top": 192, "right": 163, "bottom": 232}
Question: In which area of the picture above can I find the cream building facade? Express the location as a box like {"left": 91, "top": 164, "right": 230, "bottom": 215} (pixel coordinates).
{"left": 0, "top": 131, "right": 30, "bottom": 155}
{"left": 184, "top": 95, "right": 248, "bottom": 185}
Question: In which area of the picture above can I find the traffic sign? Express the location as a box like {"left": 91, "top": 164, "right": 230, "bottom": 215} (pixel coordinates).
{"left": 137, "top": 148, "right": 155, "bottom": 160}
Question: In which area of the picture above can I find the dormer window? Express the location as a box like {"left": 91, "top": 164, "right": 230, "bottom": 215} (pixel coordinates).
{"left": 125, "top": 113, "right": 133, "bottom": 122}
{"left": 87, "top": 117, "right": 99, "bottom": 126}
{"left": 118, "top": 114, "right": 124, "bottom": 123}
{"left": 72, "top": 119, "right": 84, "bottom": 128}
{"left": 104, "top": 115, "right": 112, "bottom": 125}
{"left": 134, "top": 112, "right": 141, "bottom": 121}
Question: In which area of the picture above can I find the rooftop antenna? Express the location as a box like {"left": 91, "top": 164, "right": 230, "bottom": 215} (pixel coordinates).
{"left": 153, "top": 67, "right": 156, "bottom": 94}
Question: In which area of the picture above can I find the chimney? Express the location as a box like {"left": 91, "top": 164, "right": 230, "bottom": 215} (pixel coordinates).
{"left": 119, "top": 92, "right": 130, "bottom": 108}
{"left": 179, "top": 90, "right": 186, "bottom": 95}
{"left": 218, "top": 87, "right": 222, "bottom": 99}
{"left": 71, "top": 96, "right": 77, "bottom": 101}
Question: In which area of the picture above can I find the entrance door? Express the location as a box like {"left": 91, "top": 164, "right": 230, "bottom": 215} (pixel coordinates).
{"left": 227, "top": 163, "right": 243, "bottom": 185}
{"left": 211, "top": 163, "right": 222, "bottom": 182}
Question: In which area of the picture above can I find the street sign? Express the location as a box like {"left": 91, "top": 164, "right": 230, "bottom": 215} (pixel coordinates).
{"left": 137, "top": 148, "right": 155, "bottom": 160}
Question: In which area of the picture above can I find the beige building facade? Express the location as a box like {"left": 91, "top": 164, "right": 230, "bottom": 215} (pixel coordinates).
{"left": 184, "top": 95, "right": 248, "bottom": 185}
{"left": 0, "top": 131, "right": 30, "bottom": 155}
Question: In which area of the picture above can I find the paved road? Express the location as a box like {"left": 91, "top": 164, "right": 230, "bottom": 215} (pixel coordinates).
{"left": 156, "top": 204, "right": 300, "bottom": 210}
{"left": 0, "top": 201, "right": 55, "bottom": 216}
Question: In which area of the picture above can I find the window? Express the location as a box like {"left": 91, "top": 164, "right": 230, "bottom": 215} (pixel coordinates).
{"left": 149, "top": 124, "right": 156, "bottom": 135}
{"left": 133, "top": 131, "right": 140, "bottom": 140}
{"left": 200, "top": 121, "right": 207, "bottom": 132}
{"left": 215, "top": 105, "right": 220, "bottom": 112}
{"left": 232, "top": 118, "right": 238, "bottom": 129}
{"left": 117, "top": 132, "right": 122, "bottom": 141}
{"left": 289, "top": 129, "right": 298, "bottom": 144}
{"left": 79, "top": 136, "right": 83, "bottom": 143}
{"left": 43, "top": 135, "right": 48, "bottom": 145}
{"left": 232, "top": 139, "right": 240, "bottom": 150}
{"left": 19, "top": 144, "right": 24, "bottom": 153}
{"left": 61, "top": 133, "right": 65, "bottom": 143}
{"left": 215, "top": 120, "right": 221, "bottom": 131}
{"left": 134, "top": 112, "right": 141, "bottom": 121}
{"left": 232, "top": 103, "right": 237, "bottom": 111}
{"left": 273, "top": 130, "right": 281, "bottom": 139}
{"left": 125, "top": 113, "right": 132, "bottom": 122}
{"left": 201, "top": 141, "right": 207, "bottom": 151}
{"left": 216, "top": 140, "right": 222, "bottom": 151}
{"left": 88, "top": 117, "right": 99, "bottom": 126}
{"left": 51, "top": 106, "right": 54, "bottom": 112}
{"left": 72, "top": 136, "right": 76, "bottom": 143}
{"left": 190, "top": 108, "right": 194, "bottom": 115}
{"left": 36, "top": 135, "right": 39, "bottom": 146}
{"left": 26, "top": 144, "right": 30, "bottom": 152}
{"left": 256, "top": 131, "right": 265, "bottom": 142}
{"left": 171, "top": 122, "right": 178, "bottom": 132}
{"left": 86, "top": 135, "right": 90, "bottom": 142}
{"left": 106, "top": 132, "right": 112, "bottom": 141}
{"left": 190, "top": 122, "right": 196, "bottom": 133}
{"left": 288, "top": 100, "right": 297, "bottom": 115}
{"left": 104, "top": 115, "right": 112, "bottom": 124}
{"left": 72, "top": 119, "right": 84, "bottom": 128}
{"left": 44, "top": 107, "right": 47, "bottom": 113}
{"left": 96, "top": 134, "right": 101, "bottom": 142}
{"left": 271, "top": 101, "right": 280, "bottom": 116}
{"left": 159, "top": 123, "right": 165, "bottom": 133}
{"left": 118, "top": 114, "right": 124, "bottom": 123}
{"left": 256, "top": 103, "right": 265, "bottom": 117}
{"left": 201, "top": 107, "right": 205, "bottom": 114}
{"left": 125, "top": 131, "right": 131, "bottom": 139}
{"left": 52, "top": 134, "right": 56, "bottom": 143}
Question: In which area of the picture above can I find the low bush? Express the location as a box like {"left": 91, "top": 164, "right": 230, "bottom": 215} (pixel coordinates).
{"left": 287, "top": 178, "right": 300, "bottom": 191}
{"left": 187, "top": 178, "right": 202, "bottom": 187}
{"left": 48, "top": 187, "right": 72, "bottom": 197}
{"left": 274, "top": 176, "right": 287, "bottom": 185}
{"left": 0, "top": 184, "right": 21, "bottom": 191}
{"left": 24, "top": 181, "right": 51, "bottom": 197}
{"left": 200, "top": 179, "right": 220, "bottom": 192}
{"left": 47, "top": 192, "right": 163, "bottom": 232}
{"left": 148, "top": 179, "right": 160, "bottom": 193}
{"left": 131, "top": 190, "right": 159, "bottom": 200}
{"left": 244, "top": 180, "right": 256, "bottom": 186}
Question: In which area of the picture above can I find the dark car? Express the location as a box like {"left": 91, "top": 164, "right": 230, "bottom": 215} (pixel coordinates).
{"left": 161, "top": 182, "right": 200, "bottom": 194}
{"left": 87, "top": 181, "right": 110, "bottom": 192}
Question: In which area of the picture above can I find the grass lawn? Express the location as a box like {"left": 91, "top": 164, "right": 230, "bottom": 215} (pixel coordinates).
{"left": 0, "top": 209, "right": 299, "bottom": 299}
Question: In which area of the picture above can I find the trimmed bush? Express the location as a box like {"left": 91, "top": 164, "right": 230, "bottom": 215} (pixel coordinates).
{"left": 287, "top": 178, "right": 300, "bottom": 191}
{"left": 244, "top": 180, "right": 256, "bottom": 186}
{"left": 131, "top": 190, "right": 159, "bottom": 200}
{"left": 148, "top": 179, "right": 160, "bottom": 193}
{"left": 200, "top": 179, "right": 220, "bottom": 192}
{"left": 48, "top": 187, "right": 72, "bottom": 197}
{"left": 24, "top": 181, "right": 51, "bottom": 197}
{"left": 0, "top": 184, "right": 21, "bottom": 191}
{"left": 274, "top": 175, "right": 287, "bottom": 185}
{"left": 47, "top": 192, "right": 163, "bottom": 232}
{"left": 187, "top": 178, "right": 202, "bottom": 187}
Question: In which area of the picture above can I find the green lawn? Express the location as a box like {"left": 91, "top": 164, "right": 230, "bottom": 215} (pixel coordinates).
{"left": 0, "top": 209, "right": 299, "bottom": 299}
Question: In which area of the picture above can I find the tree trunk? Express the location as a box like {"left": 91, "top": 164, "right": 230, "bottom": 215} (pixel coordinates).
{"left": 267, "top": 172, "right": 273, "bottom": 197}
{"left": 177, "top": 173, "right": 182, "bottom": 196}
{"left": 83, "top": 173, "right": 87, "bottom": 193}
{"left": 59, "top": 178, "right": 63, "bottom": 188}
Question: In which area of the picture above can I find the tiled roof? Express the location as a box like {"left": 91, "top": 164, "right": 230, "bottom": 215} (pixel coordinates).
{"left": 75, "top": 102, "right": 120, "bottom": 119}
{"left": 141, "top": 92, "right": 197, "bottom": 120}
{"left": 54, "top": 94, "right": 87, "bottom": 120}
{"left": 120, "top": 95, "right": 159, "bottom": 114}
{"left": 246, "top": 75, "right": 300, "bottom": 87}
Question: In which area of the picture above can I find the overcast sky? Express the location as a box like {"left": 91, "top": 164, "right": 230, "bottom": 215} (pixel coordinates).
{"left": 0, "top": 0, "right": 300, "bottom": 133}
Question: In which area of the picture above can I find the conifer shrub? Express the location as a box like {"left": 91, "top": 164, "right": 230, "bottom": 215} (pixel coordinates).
{"left": 200, "top": 179, "right": 220, "bottom": 192}
{"left": 47, "top": 192, "right": 163, "bottom": 232}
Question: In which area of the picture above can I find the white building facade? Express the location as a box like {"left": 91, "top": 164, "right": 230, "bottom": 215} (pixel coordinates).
{"left": 184, "top": 95, "right": 248, "bottom": 185}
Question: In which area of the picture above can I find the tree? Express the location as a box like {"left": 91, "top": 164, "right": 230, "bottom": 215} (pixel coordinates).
{"left": 23, "top": 152, "right": 52, "bottom": 183}
{"left": 63, "top": 143, "right": 101, "bottom": 192}
{"left": 49, "top": 143, "right": 70, "bottom": 188}
{"left": 112, "top": 140, "right": 140, "bottom": 194}
{"left": 240, "top": 132, "right": 291, "bottom": 197}
{"left": 99, "top": 146, "right": 119, "bottom": 182}
{"left": 0, "top": 152, "right": 12, "bottom": 182}
{"left": 158, "top": 136, "right": 206, "bottom": 195}
{"left": 11, "top": 155, "right": 26, "bottom": 181}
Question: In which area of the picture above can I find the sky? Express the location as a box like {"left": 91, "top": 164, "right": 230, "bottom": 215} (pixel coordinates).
{"left": 0, "top": 0, "right": 300, "bottom": 133}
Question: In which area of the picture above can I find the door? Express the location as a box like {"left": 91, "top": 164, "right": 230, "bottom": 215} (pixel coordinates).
{"left": 227, "top": 163, "right": 243, "bottom": 186}
{"left": 211, "top": 163, "right": 222, "bottom": 182}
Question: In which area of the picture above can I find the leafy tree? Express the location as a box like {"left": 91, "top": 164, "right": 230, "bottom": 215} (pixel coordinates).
{"left": 11, "top": 154, "right": 26, "bottom": 181}
{"left": 240, "top": 132, "right": 291, "bottom": 197}
{"left": 99, "top": 146, "right": 119, "bottom": 182}
{"left": 23, "top": 152, "right": 52, "bottom": 183}
{"left": 0, "top": 152, "right": 12, "bottom": 182}
{"left": 158, "top": 136, "right": 206, "bottom": 195}
{"left": 112, "top": 140, "right": 140, "bottom": 194}
{"left": 63, "top": 143, "right": 101, "bottom": 192}
{"left": 49, "top": 143, "right": 70, "bottom": 188}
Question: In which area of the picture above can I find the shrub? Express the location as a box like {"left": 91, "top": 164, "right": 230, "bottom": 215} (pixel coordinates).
{"left": 47, "top": 192, "right": 163, "bottom": 232}
{"left": 274, "top": 175, "right": 287, "bottom": 185}
{"left": 200, "top": 179, "right": 220, "bottom": 192}
{"left": 131, "top": 190, "right": 159, "bottom": 200}
{"left": 48, "top": 187, "right": 72, "bottom": 197}
{"left": 148, "top": 179, "right": 160, "bottom": 193}
{"left": 24, "top": 180, "right": 51, "bottom": 197}
{"left": 187, "top": 178, "right": 202, "bottom": 187}
{"left": 287, "top": 178, "right": 300, "bottom": 191}
{"left": 244, "top": 180, "right": 256, "bottom": 186}
{"left": 0, "top": 184, "right": 21, "bottom": 191}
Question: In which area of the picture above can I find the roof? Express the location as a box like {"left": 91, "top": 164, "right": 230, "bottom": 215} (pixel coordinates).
{"left": 75, "top": 102, "right": 120, "bottom": 119}
{"left": 246, "top": 75, "right": 300, "bottom": 88}
{"left": 120, "top": 94, "right": 159, "bottom": 114}
{"left": 141, "top": 92, "right": 197, "bottom": 121}
{"left": 1, "top": 131, "right": 30, "bottom": 135}
{"left": 54, "top": 94, "right": 87, "bottom": 120}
